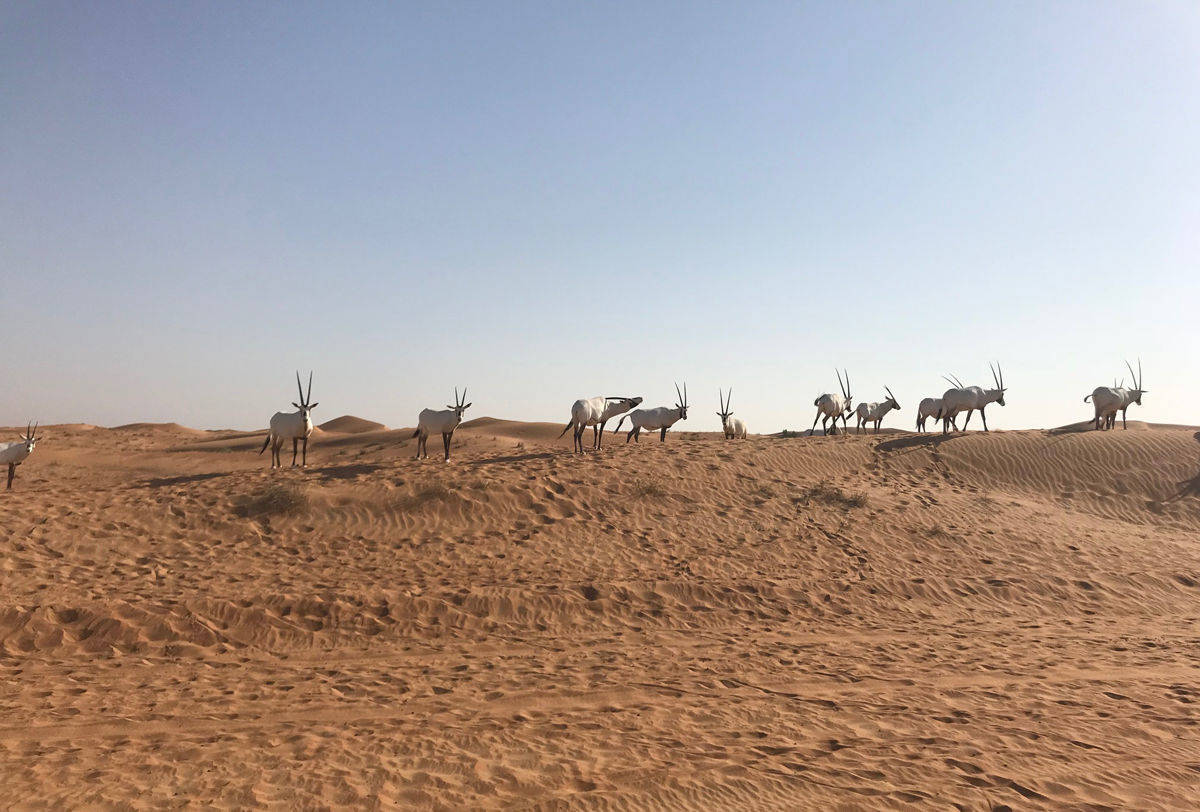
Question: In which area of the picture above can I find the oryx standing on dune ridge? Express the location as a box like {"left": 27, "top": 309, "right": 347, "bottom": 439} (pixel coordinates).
{"left": 1085, "top": 359, "right": 1145, "bottom": 430}
{"left": 717, "top": 388, "right": 747, "bottom": 439}
{"left": 558, "top": 395, "right": 643, "bottom": 453}
{"left": 916, "top": 397, "right": 945, "bottom": 433}
{"left": 941, "top": 364, "right": 1006, "bottom": 434}
{"left": 809, "top": 370, "right": 853, "bottom": 436}
{"left": 413, "top": 387, "right": 472, "bottom": 461}
{"left": 259, "top": 372, "right": 319, "bottom": 468}
{"left": 614, "top": 383, "right": 689, "bottom": 443}
{"left": 1, "top": 422, "right": 39, "bottom": 490}
{"left": 853, "top": 387, "right": 901, "bottom": 434}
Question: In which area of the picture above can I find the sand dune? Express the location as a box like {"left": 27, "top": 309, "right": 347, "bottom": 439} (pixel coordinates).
{"left": 1, "top": 421, "right": 1198, "bottom": 807}
{"left": 319, "top": 415, "right": 388, "bottom": 434}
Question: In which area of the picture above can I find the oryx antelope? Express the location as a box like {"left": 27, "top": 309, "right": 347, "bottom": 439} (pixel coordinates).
{"left": 614, "top": 383, "right": 689, "bottom": 443}
{"left": 1085, "top": 360, "right": 1145, "bottom": 430}
{"left": 809, "top": 370, "right": 853, "bottom": 436}
{"left": 941, "top": 364, "right": 1006, "bottom": 434}
{"left": 717, "top": 388, "right": 747, "bottom": 439}
{"left": 259, "top": 372, "right": 319, "bottom": 468}
{"left": 558, "top": 395, "right": 643, "bottom": 453}
{"left": 1, "top": 422, "right": 39, "bottom": 490}
{"left": 853, "top": 387, "right": 901, "bottom": 434}
{"left": 413, "top": 387, "right": 472, "bottom": 461}
{"left": 916, "top": 397, "right": 945, "bottom": 433}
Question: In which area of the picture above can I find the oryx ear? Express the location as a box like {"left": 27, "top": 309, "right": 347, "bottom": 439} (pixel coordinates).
{"left": 309, "top": 402, "right": 318, "bottom": 409}
{"left": 292, "top": 402, "right": 301, "bottom": 409}
{"left": 462, "top": 402, "right": 471, "bottom": 409}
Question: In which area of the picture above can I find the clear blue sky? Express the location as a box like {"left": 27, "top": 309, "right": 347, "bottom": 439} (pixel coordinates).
{"left": 3, "top": 2, "right": 1197, "bottom": 432}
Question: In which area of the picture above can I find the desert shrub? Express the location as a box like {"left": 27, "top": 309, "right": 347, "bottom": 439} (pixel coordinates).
{"left": 235, "top": 483, "right": 309, "bottom": 518}
{"left": 631, "top": 478, "right": 667, "bottom": 498}
{"left": 797, "top": 481, "right": 868, "bottom": 509}
{"left": 392, "top": 482, "right": 455, "bottom": 511}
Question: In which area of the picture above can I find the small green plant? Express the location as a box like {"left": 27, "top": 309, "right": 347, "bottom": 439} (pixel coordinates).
{"left": 235, "top": 483, "right": 309, "bottom": 518}
{"left": 797, "top": 481, "right": 868, "bottom": 509}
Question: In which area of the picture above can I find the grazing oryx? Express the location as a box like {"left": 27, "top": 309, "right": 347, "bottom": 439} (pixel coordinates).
{"left": 916, "top": 398, "right": 945, "bottom": 433}
{"left": 809, "top": 370, "right": 853, "bottom": 436}
{"left": 717, "top": 388, "right": 747, "bottom": 439}
{"left": 853, "top": 387, "right": 901, "bottom": 434}
{"left": 614, "top": 383, "right": 689, "bottom": 443}
{"left": 413, "top": 387, "right": 472, "bottom": 461}
{"left": 1, "top": 422, "right": 39, "bottom": 490}
{"left": 558, "top": 395, "right": 643, "bottom": 453}
{"left": 1085, "top": 359, "right": 1145, "bottom": 430}
{"left": 259, "top": 372, "right": 319, "bottom": 468}
{"left": 941, "top": 364, "right": 1006, "bottom": 434}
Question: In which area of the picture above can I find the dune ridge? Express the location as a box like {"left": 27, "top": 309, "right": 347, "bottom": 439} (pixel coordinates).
{"left": 0, "top": 420, "right": 1197, "bottom": 807}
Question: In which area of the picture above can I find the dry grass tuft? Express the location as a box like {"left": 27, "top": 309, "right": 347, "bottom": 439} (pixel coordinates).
{"left": 631, "top": 478, "right": 668, "bottom": 498}
{"left": 235, "top": 483, "right": 309, "bottom": 518}
{"left": 392, "top": 482, "right": 456, "bottom": 511}
{"left": 797, "top": 481, "right": 869, "bottom": 509}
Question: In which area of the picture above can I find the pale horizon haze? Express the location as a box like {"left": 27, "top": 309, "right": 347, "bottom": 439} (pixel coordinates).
{"left": 3, "top": 2, "right": 1198, "bottom": 434}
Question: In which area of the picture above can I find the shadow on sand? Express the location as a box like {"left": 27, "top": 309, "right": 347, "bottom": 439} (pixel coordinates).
{"left": 143, "top": 472, "right": 231, "bottom": 488}
{"left": 874, "top": 433, "right": 961, "bottom": 454}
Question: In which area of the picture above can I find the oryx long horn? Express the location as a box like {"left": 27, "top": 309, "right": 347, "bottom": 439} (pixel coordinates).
{"left": 725, "top": 387, "right": 731, "bottom": 411}
{"left": 461, "top": 387, "right": 467, "bottom": 406}
{"left": 306, "top": 371, "right": 313, "bottom": 405}
{"left": 844, "top": 369, "right": 850, "bottom": 397}
{"left": 1138, "top": 357, "right": 1144, "bottom": 391}
{"left": 31, "top": 422, "right": 37, "bottom": 440}
{"left": 296, "top": 371, "right": 305, "bottom": 404}
{"left": 836, "top": 369, "right": 845, "bottom": 399}
{"left": 675, "top": 382, "right": 683, "bottom": 406}
{"left": 684, "top": 382, "right": 688, "bottom": 406}
{"left": 1125, "top": 360, "right": 1137, "bottom": 391}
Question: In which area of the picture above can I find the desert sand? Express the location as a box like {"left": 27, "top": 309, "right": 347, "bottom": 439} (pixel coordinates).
{"left": 1, "top": 418, "right": 1198, "bottom": 808}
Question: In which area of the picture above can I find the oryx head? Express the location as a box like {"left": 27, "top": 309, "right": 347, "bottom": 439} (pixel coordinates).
{"left": 836, "top": 369, "right": 853, "bottom": 413}
{"left": 292, "top": 371, "right": 319, "bottom": 420}
{"left": 674, "top": 382, "right": 689, "bottom": 420}
{"left": 883, "top": 386, "right": 901, "bottom": 411}
{"left": 447, "top": 387, "right": 472, "bottom": 420}
{"left": 605, "top": 395, "right": 642, "bottom": 411}
{"left": 989, "top": 362, "right": 1007, "bottom": 406}
{"left": 717, "top": 387, "right": 733, "bottom": 425}
{"left": 1125, "top": 358, "right": 1145, "bottom": 405}
{"left": 15, "top": 422, "right": 39, "bottom": 455}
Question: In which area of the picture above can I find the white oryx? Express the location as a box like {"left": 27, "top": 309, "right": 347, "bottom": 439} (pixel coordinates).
{"left": 615, "top": 383, "right": 689, "bottom": 443}
{"left": 1, "top": 422, "right": 39, "bottom": 490}
{"left": 558, "top": 395, "right": 643, "bottom": 453}
{"left": 413, "top": 387, "right": 472, "bottom": 461}
{"left": 853, "top": 387, "right": 901, "bottom": 434}
{"left": 941, "top": 364, "right": 1006, "bottom": 434}
{"left": 916, "top": 397, "right": 945, "bottom": 433}
{"left": 809, "top": 369, "right": 853, "bottom": 436}
{"left": 717, "top": 388, "right": 747, "bottom": 439}
{"left": 259, "top": 372, "right": 319, "bottom": 468}
{"left": 1085, "top": 359, "right": 1145, "bottom": 430}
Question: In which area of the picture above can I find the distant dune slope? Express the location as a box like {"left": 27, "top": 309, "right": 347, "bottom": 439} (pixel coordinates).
{"left": 318, "top": 415, "right": 388, "bottom": 434}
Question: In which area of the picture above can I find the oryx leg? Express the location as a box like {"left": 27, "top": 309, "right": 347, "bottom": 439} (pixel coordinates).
{"left": 595, "top": 422, "right": 603, "bottom": 450}
{"left": 961, "top": 410, "right": 973, "bottom": 431}
{"left": 809, "top": 411, "right": 823, "bottom": 436}
{"left": 1122, "top": 408, "right": 1128, "bottom": 430}
{"left": 572, "top": 425, "right": 584, "bottom": 454}
{"left": 659, "top": 427, "right": 667, "bottom": 442}
{"left": 6, "top": 463, "right": 14, "bottom": 490}
{"left": 301, "top": 437, "right": 308, "bottom": 466}
{"left": 442, "top": 431, "right": 452, "bottom": 461}
{"left": 980, "top": 407, "right": 988, "bottom": 432}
